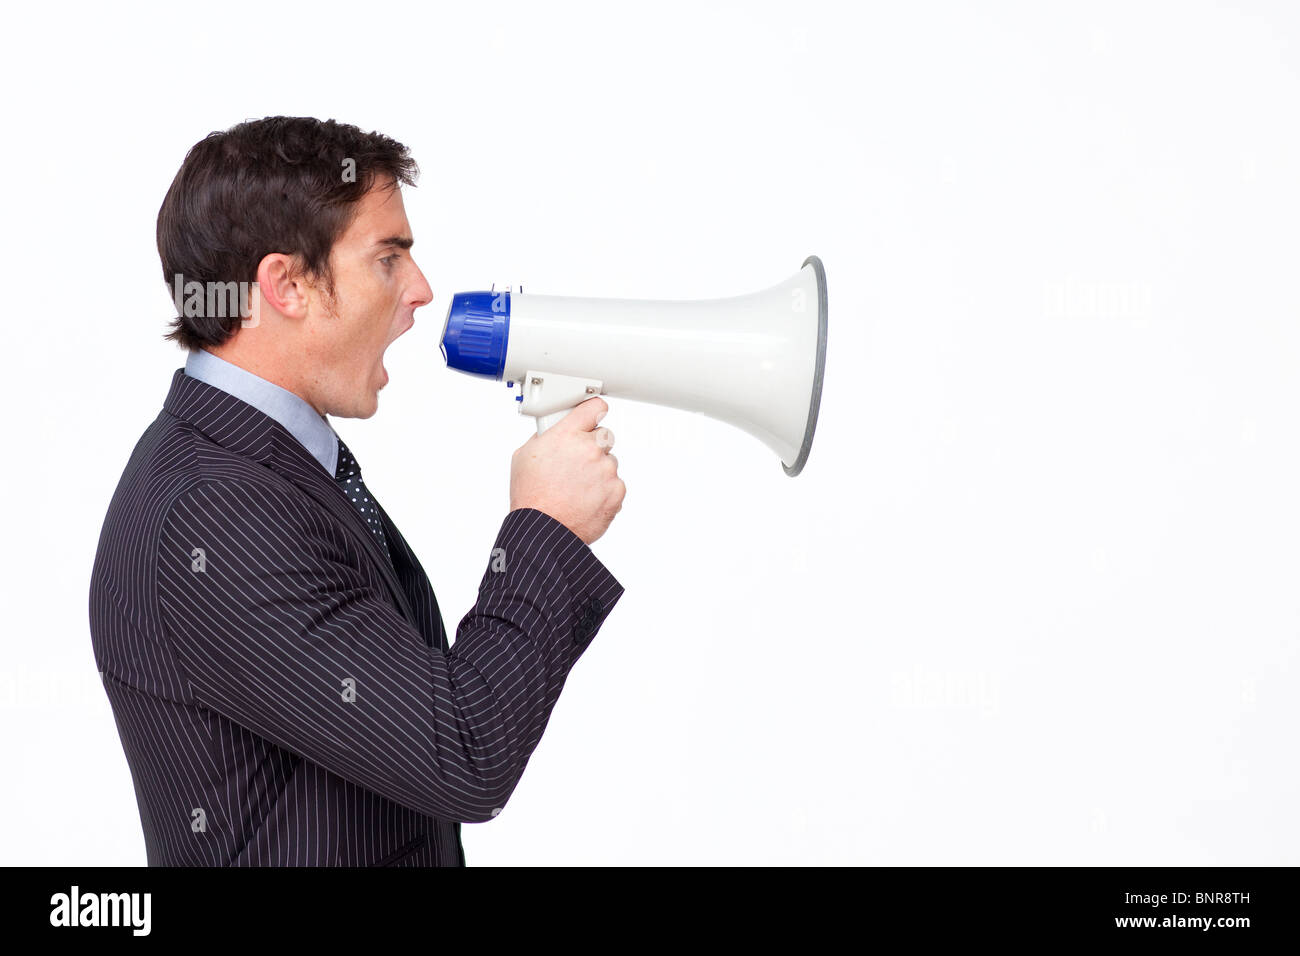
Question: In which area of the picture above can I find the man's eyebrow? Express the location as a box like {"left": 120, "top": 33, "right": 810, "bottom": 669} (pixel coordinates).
{"left": 372, "top": 236, "right": 414, "bottom": 250}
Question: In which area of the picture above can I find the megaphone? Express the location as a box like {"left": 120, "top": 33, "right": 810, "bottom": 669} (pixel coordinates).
{"left": 439, "top": 256, "right": 827, "bottom": 476}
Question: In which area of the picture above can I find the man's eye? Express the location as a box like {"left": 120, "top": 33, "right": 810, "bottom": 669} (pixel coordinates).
{"left": 381, "top": 255, "right": 400, "bottom": 268}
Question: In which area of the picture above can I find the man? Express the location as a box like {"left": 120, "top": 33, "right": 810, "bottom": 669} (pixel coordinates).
{"left": 89, "top": 116, "right": 626, "bottom": 866}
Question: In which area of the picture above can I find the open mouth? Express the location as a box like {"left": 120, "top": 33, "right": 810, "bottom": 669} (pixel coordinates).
{"left": 378, "top": 316, "right": 414, "bottom": 387}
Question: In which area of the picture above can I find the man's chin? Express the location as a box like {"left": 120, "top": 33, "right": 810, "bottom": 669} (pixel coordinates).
{"left": 332, "top": 392, "right": 381, "bottom": 420}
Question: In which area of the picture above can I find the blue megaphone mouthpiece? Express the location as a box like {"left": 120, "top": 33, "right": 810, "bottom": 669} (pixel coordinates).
{"left": 440, "top": 290, "right": 511, "bottom": 379}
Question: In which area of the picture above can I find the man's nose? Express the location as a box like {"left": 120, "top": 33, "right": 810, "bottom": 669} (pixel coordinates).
{"left": 410, "top": 261, "right": 433, "bottom": 308}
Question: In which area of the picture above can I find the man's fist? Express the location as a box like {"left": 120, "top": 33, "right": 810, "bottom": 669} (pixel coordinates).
{"left": 509, "top": 397, "right": 626, "bottom": 545}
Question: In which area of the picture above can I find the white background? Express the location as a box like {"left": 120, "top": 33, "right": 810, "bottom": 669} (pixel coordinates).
{"left": 1, "top": 0, "right": 1296, "bottom": 865}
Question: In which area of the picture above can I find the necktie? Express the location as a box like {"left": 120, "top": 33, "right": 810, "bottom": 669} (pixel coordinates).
{"left": 334, "top": 438, "right": 393, "bottom": 566}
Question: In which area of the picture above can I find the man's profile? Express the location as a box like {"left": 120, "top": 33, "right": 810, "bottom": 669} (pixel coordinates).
{"left": 89, "top": 116, "right": 626, "bottom": 866}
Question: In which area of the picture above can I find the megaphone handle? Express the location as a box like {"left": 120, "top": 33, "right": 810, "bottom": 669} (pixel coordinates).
{"left": 534, "top": 409, "right": 570, "bottom": 435}
{"left": 519, "top": 371, "right": 605, "bottom": 435}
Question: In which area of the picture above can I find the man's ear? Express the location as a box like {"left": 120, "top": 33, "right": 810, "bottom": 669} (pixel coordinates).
{"left": 255, "top": 253, "right": 311, "bottom": 319}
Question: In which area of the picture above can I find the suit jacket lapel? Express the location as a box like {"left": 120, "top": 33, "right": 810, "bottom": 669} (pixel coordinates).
{"left": 162, "top": 368, "right": 418, "bottom": 625}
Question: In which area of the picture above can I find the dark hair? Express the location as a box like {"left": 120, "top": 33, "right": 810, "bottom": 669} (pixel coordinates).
{"left": 157, "top": 116, "right": 419, "bottom": 351}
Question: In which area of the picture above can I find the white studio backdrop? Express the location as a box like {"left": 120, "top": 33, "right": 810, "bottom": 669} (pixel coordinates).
{"left": 0, "top": 0, "right": 1296, "bottom": 865}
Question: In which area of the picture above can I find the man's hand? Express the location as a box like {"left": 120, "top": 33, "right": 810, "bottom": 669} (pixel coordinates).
{"left": 509, "top": 397, "right": 626, "bottom": 545}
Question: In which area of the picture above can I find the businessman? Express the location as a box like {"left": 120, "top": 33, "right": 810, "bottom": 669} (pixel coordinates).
{"left": 89, "top": 116, "right": 626, "bottom": 866}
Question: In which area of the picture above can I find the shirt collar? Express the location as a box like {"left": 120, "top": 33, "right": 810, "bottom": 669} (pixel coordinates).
{"left": 183, "top": 349, "right": 339, "bottom": 477}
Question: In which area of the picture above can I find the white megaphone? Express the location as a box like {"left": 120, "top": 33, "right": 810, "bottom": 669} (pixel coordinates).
{"left": 439, "top": 256, "right": 827, "bottom": 476}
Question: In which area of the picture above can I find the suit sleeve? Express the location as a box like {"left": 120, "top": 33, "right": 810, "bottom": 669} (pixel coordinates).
{"left": 156, "top": 478, "right": 623, "bottom": 823}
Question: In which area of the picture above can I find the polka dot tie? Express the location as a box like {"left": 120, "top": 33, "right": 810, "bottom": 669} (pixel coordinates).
{"left": 334, "top": 438, "right": 393, "bottom": 566}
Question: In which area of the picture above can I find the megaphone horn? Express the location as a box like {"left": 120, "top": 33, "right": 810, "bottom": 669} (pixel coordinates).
{"left": 440, "top": 256, "right": 827, "bottom": 477}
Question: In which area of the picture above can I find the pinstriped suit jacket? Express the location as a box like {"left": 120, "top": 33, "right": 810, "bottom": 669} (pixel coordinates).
{"left": 89, "top": 368, "right": 624, "bottom": 866}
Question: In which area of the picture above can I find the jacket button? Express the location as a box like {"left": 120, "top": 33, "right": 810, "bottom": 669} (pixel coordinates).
{"left": 570, "top": 596, "right": 605, "bottom": 644}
